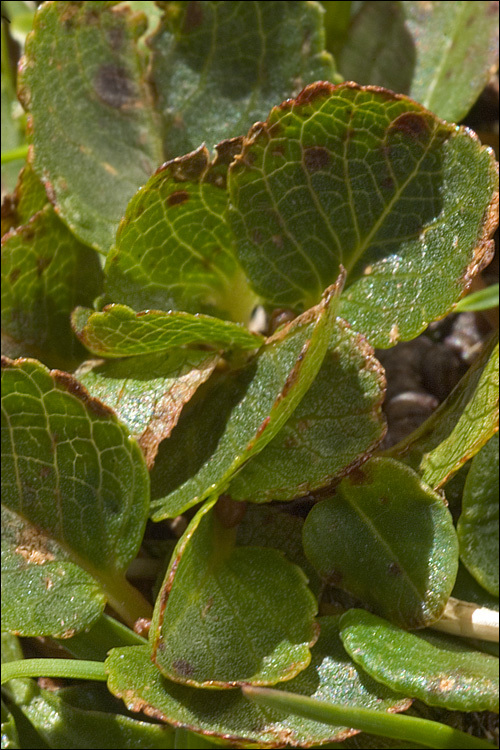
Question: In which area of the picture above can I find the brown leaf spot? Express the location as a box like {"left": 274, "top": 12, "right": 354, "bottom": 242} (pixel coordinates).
{"left": 15, "top": 526, "right": 55, "bottom": 566}
{"left": 172, "top": 658, "right": 196, "bottom": 677}
{"left": 94, "top": 64, "right": 137, "bottom": 108}
{"left": 252, "top": 229, "right": 264, "bottom": 245}
{"left": 167, "top": 190, "right": 190, "bottom": 207}
{"left": 388, "top": 112, "right": 431, "bottom": 141}
{"left": 40, "top": 465, "right": 52, "bottom": 479}
{"left": 36, "top": 256, "right": 51, "bottom": 277}
{"left": 9, "top": 268, "right": 21, "bottom": 283}
{"left": 106, "top": 25, "right": 124, "bottom": 51}
{"left": 303, "top": 146, "right": 331, "bottom": 173}
{"left": 387, "top": 561, "right": 402, "bottom": 577}
{"left": 183, "top": 1, "right": 203, "bottom": 31}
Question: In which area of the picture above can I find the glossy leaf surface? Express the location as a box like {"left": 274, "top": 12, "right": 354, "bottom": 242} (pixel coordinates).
{"left": 2, "top": 205, "right": 103, "bottom": 369}
{"left": 339, "top": 1, "right": 499, "bottom": 123}
{"left": 149, "top": 0, "right": 336, "bottom": 158}
{"left": 457, "top": 434, "right": 499, "bottom": 596}
{"left": 150, "top": 282, "right": 341, "bottom": 519}
{"left": 340, "top": 609, "right": 499, "bottom": 712}
{"left": 150, "top": 500, "right": 318, "bottom": 687}
{"left": 386, "top": 336, "right": 499, "bottom": 488}
{"left": 303, "top": 458, "right": 458, "bottom": 628}
{"left": 18, "top": 1, "right": 163, "bottom": 252}
{"left": 76, "top": 349, "right": 219, "bottom": 468}
{"left": 72, "top": 304, "right": 264, "bottom": 357}
{"left": 228, "top": 82, "right": 498, "bottom": 346}
{"left": 1, "top": 357, "right": 150, "bottom": 633}
{"left": 228, "top": 319, "right": 386, "bottom": 502}
{"left": 107, "top": 617, "right": 410, "bottom": 747}
{"left": 105, "top": 141, "right": 257, "bottom": 321}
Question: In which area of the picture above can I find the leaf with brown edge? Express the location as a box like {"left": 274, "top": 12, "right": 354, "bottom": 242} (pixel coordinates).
{"left": 149, "top": 279, "right": 343, "bottom": 520}
{"left": 149, "top": 498, "right": 319, "bottom": 687}
{"left": 228, "top": 81, "right": 499, "bottom": 348}
{"left": 228, "top": 318, "right": 386, "bottom": 503}
{"left": 76, "top": 349, "right": 220, "bottom": 469}
{"left": 105, "top": 140, "right": 257, "bottom": 322}
{"left": 72, "top": 304, "right": 264, "bottom": 358}
{"left": 1, "top": 357, "right": 150, "bottom": 634}
{"left": 106, "top": 617, "right": 410, "bottom": 747}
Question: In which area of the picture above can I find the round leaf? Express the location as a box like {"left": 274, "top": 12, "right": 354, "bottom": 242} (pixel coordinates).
{"left": 150, "top": 499, "right": 318, "bottom": 687}
{"left": 302, "top": 458, "right": 459, "bottom": 628}
{"left": 228, "top": 82, "right": 498, "bottom": 347}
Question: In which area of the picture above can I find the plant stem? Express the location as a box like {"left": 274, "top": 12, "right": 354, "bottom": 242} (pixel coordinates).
{"left": 1, "top": 144, "right": 29, "bottom": 164}
{"left": 98, "top": 572, "right": 153, "bottom": 629}
{"left": 431, "top": 598, "right": 499, "bottom": 642}
{"left": 1, "top": 658, "right": 107, "bottom": 685}
{"left": 242, "top": 686, "right": 496, "bottom": 750}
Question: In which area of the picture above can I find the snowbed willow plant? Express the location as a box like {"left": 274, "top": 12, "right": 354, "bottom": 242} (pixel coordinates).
{"left": 1, "top": 2, "right": 499, "bottom": 748}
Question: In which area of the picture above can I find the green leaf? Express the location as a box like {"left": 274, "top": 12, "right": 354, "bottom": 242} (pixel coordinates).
{"left": 339, "top": 609, "right": 499, "bottom": 712}
{"left": 105, "top": 141, "right": 257, "bottom": 322}
{"left": 228, "top": 82, "right": 498, "bottom": 347}
{"left": 302, "top": 458, "right": 459, "bottom": 628}
{"left": 228, "top": 318, "right": 386, "bottom": 502}
{"left": 150, "top": 498, "right": 318, "bottom": 687}
{"left": 457, "top": 434, "right": 499, "bottom": 596}
{"left": 76, "top": 349, "right": 219, "bottom": 468}
{"left": 386, "top": 336, "right": 499, "bottom": 489}
{"left": 107, "top": 617, "right": 410, "bottom": 746}
{"left": 1, "top": 357, "right": 150, "bottom": 633}
{"left": 72, "top": 304, "right": 264, "bottom": 358}
{"left": 14, "top": 683, "right": 176, "bottom": 750}
{"left": 1, "top": 204, "right": 104, "bottom": 370}
{"left": 236, "top": 504, "right": 322, "bottom": 597}
{"left": 1, "top": 163, "right": 48, "bottom": 236}
{"left": 149, "top": 281, "right": 342, "bottom": 519}
{"left": 17, "top": 1, "right": 163, "bottom": 253}
{"left": 149, "top": 0, "right": 336, "bottom": 158}
{"left": 339, "top": 2, "right": 500, "bottom": 123}
{"left": 454, "top": 283, "right": 499, "bottom": 312}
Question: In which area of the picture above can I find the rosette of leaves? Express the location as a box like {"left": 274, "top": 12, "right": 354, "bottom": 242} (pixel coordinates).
{"left": 1, "top": 2, "right": 499, "bottom": 748}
